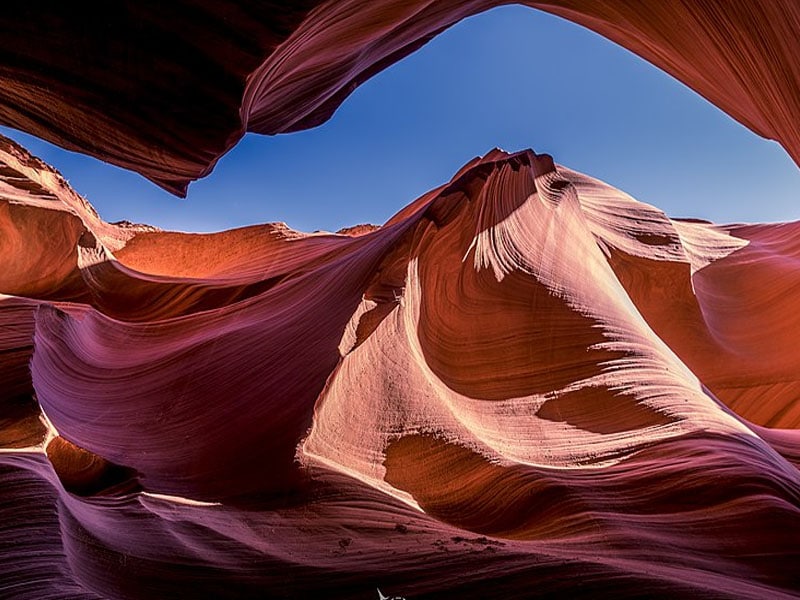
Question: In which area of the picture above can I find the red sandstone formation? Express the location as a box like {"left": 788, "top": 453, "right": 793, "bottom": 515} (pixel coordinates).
{"left": 0, "top": 1, "right": 798, "bottom": 194}
{"left": 1, "top": 134, "right": 799, "bottom": 598}
{"left": 2, "top": 2, "right": 800, "bottom": 597}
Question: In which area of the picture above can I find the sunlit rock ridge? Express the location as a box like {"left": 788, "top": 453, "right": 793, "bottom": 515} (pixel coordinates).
{"left": 1, "top": 134, "right": 799, "bottom": 598}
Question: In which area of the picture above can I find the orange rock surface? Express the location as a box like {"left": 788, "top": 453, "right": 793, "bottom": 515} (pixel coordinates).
{"left": 2, "top": 2, "right": 800, "bottom": 597}
{"left": 1, "top": 134, "right": 798, "bottom": 598}
{"left": 0, "top": 1, "right": 798, "bottom": 194}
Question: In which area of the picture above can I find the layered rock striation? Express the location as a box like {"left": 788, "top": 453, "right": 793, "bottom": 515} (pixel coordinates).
{"left": 1, "top": 135, "right": 799, "bottom": 598}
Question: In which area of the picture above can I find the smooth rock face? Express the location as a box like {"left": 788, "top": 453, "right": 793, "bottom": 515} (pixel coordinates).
{"left": 1, "top": 4, "right": 799, "bottom": 596}
{"left": 0, "top": 1, "right": 798, "bottom": 194}
{"left": 1, "top": 135, "right": 799, "bottom": 598}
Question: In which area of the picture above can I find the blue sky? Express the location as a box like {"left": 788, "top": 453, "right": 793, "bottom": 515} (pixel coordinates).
{"left": 2, "top": 5, "right": 799, "bottom": 232}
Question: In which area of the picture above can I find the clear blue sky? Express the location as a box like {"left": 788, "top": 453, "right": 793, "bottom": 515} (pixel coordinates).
{"left": 2, "top": 5, "right": 799, "bottom": 232}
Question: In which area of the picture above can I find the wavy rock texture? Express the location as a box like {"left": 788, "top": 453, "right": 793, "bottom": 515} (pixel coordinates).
{"left": 1, "top": 134, "right": 799, "bottom": 598}
{"left": 0, "top": 1, "right": 799, "bottom": 193}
